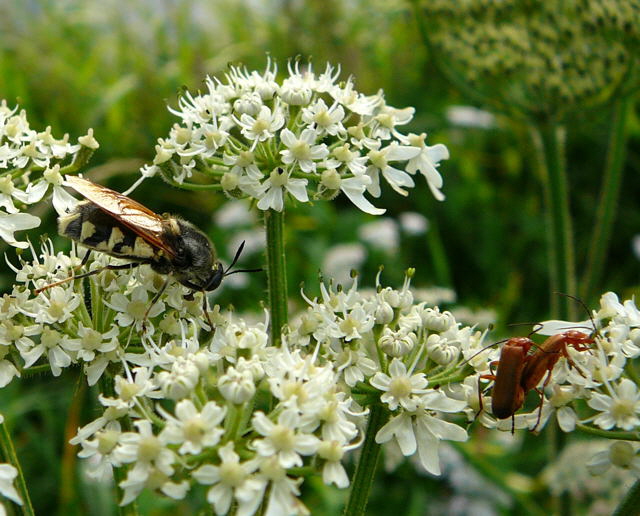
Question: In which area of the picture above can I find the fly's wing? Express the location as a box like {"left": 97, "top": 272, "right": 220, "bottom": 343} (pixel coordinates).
{"left": 64, "top": 176, "right": 177, "bottom": 258}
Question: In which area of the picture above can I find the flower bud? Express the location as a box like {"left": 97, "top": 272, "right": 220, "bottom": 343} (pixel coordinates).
{"left": 379, "top": 328, "right": 416, "bottom": 357}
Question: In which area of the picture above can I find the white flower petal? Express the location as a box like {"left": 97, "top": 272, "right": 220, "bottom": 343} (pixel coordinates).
{"left": 0, "top": 212, "right": 40, "bottom": 248}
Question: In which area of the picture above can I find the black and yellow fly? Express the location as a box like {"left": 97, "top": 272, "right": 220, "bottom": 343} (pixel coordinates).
{"left": 36, "top": 176, "right": 260, "bottom": 326}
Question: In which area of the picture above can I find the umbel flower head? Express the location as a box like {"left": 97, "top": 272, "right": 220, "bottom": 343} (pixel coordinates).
{"left": 419, "top": 0, "right": 639, "bottom": 118}
{"left": 6, "top": 237, "right": 640, "bottom": 510}
{"left": 0, "top": 100, "right": 99, "bottom": 248}
{"left": 133, "top": 60, "right": 449, "bottom": 214}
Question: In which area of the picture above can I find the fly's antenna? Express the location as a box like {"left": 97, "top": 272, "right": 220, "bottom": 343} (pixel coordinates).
{"left": 224, "top": 241, "right": 263, "bottom": 277}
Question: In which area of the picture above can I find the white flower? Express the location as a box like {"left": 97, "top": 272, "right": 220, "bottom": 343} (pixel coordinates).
{"left": 379, "top": 328, "right": 416, "bottom": 358}
{"left": 77, "top": 422, "right": 123, "bottom": 480}
{"left": 339, "top": 174, "right": 386, "bottom": 215}
{"left": 116, "top": 420, "right": 176, "bottom": 478}
{"left": 236, "top": 105, "right": 285, "bottom": 144}
{"left": 20, "top": 327, "right": 75, "bottom": 376}
{"left": 0, "top": 176, "right": 29, "bottom": 213}
{"left": 155, "top": 356, "right": 200, "bottom": 400}
{"left": 317, "top": 439, "right": 353, "bottom": 488}
{"left": 366, "top": 143, "right": 421, "bottom": 197}
{"left": 331, "top": 143, "right": 368, "bottom": 175}
{"left": 426, "top": 334, "right": 460, "bottom": 366}
{"left": 252, "top": 410, "right": 320, "bottom": 469}
{"left": 335, "top": 305, "right": 374, "bottom": 341}
{"left": 375, "top": 391, "right": 468, "bottom": 475}
{"left": 334, "top": 348, "right": 378, "bottom": 387}
{"left": 30, "top": 286, "right": 81, "bottom": 324}
{"left": 160, "top": 400, "right": 226, "bottom": 455}
{"left": 106, "top": 286, "right": 165, "bottom": 332}
{"left": 588, "top": 378, "right": 640, "bottom": 430}
{"left": 193, "top": 442, "right": 264, "bottom": 516}
{"left": 119, "top": 466, "right": 188, "bottom": 506}
{"left": 67, "top": 324, "right": 119, "bottom": 363}
{"left": 280, "top": 128, "right": 329, "bottom": 173}
{"left": 257, "top": 456, "right": 308, "bottom": 516}
{"left": 256, "top": 168, "right": 308, "bottom": 212}
{"left": 301, "top": 99, "right": 346, "bottom": 136}
{"left": 114, "top": 367, "right": 161, "bottom": 405}
{"left": 370, "top": 359, "right": 429, "bottom": 412}
{"left": 371, "top": 105, "right": 414, "bottom": 140}
{"left": 131, "top": 61, "right": 449, "bottom": 216}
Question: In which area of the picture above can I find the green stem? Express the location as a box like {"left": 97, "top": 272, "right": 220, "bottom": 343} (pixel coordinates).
{"left": 580, "top": 97, "right": 630, "bottom": 302}
{"left": 613, "top": 479, "right": 640, "bottom": 516}
{"left": 575, "top": 423, "right": 640, "bottom": 441}
{"left": 532, "top": 123, "right": 576, "bottom": 321}
{"left": 0, "top": 421, "right": 35, "bottom": 515}
{"left": 452, "top": 442, "right": 546, "bottom": 516}
{"left": 264, "top": 209, "right": 288, "bottom": 347}
{"left": 343, "top": 404, "right": 388, "bottom": 516}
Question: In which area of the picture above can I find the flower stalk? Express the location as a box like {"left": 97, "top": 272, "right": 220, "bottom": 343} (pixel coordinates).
{"left": 613, "top": 479, "right": 640, "bottom": 516}
{"left": 343, "top": 404, "right": 387, "bottom": 516}
{"left": 532, "top": 123, "right": 576, "bottom": 321}
{"left": 581, "top": 97, "right": 630, "bottom": 302}
{"left": 0, "top": 421, "right": 34, "bottom": 516}
{"left": 264, "top": 209, "right": 288, "bottom": 346}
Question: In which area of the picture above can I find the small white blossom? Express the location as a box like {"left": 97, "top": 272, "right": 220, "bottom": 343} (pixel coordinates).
{"left": 160, "top": 400, "right": 226, "bottom": 455}
{"left": 252, "top": 410, "right": 320, "bottom": 469}
{"left": 370, "top": 359, "right": 429, "bottom": 412}
{"left": 588, "top": 378, "right": 640, "bottom": 431}
{"left": 193, "top": 442, "right": 264, "bottom": 516}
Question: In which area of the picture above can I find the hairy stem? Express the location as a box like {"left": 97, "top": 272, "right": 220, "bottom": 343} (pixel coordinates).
{"left": 0, "top": 420, "right": 35, "bottom": 515}
{"left": 264, "top": 209, "right": 288, "bottom": 346}
{"left": 532, "top": 123, "right": 576, "bottom": 321}
{"left": 343, "top": 404, "right": 388, "bottom": 516}
{"left": 581, "top": 97, "right": 630, "bottom": 302}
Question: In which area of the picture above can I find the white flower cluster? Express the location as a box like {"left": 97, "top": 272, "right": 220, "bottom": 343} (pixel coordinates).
{"left": 7, "top": 239, "right": 640, "bottom": 509}
{"left": 0, "top": 100, "right": 99, "bottom": 248}
{"left": 137, "top": 60, "right": 449, "bottom": 214}
{"left": 2, "top": 242, "right": 487, "bottom": 513}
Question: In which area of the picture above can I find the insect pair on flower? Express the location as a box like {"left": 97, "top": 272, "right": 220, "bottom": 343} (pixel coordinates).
{"left": 476, "top": 300, "right": 598, "bottom": 432}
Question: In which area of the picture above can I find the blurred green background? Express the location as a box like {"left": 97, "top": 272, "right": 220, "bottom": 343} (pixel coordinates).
{"left": 1, "top": 0, "right": 639, "bottom": 514}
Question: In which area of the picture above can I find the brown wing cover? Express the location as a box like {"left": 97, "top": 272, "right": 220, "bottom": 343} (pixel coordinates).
{"left": 64, "top": 176, "right": 177, "bottom": 258}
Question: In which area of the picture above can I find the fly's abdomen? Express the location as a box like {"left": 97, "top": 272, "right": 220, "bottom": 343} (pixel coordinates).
{"left": 58, "top": 201, "right": 161, "bottom": 262}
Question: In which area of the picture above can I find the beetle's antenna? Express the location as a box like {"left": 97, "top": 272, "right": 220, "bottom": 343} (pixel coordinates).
{"left": 554, "top": 292, "right": 598, "bottom": 333}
